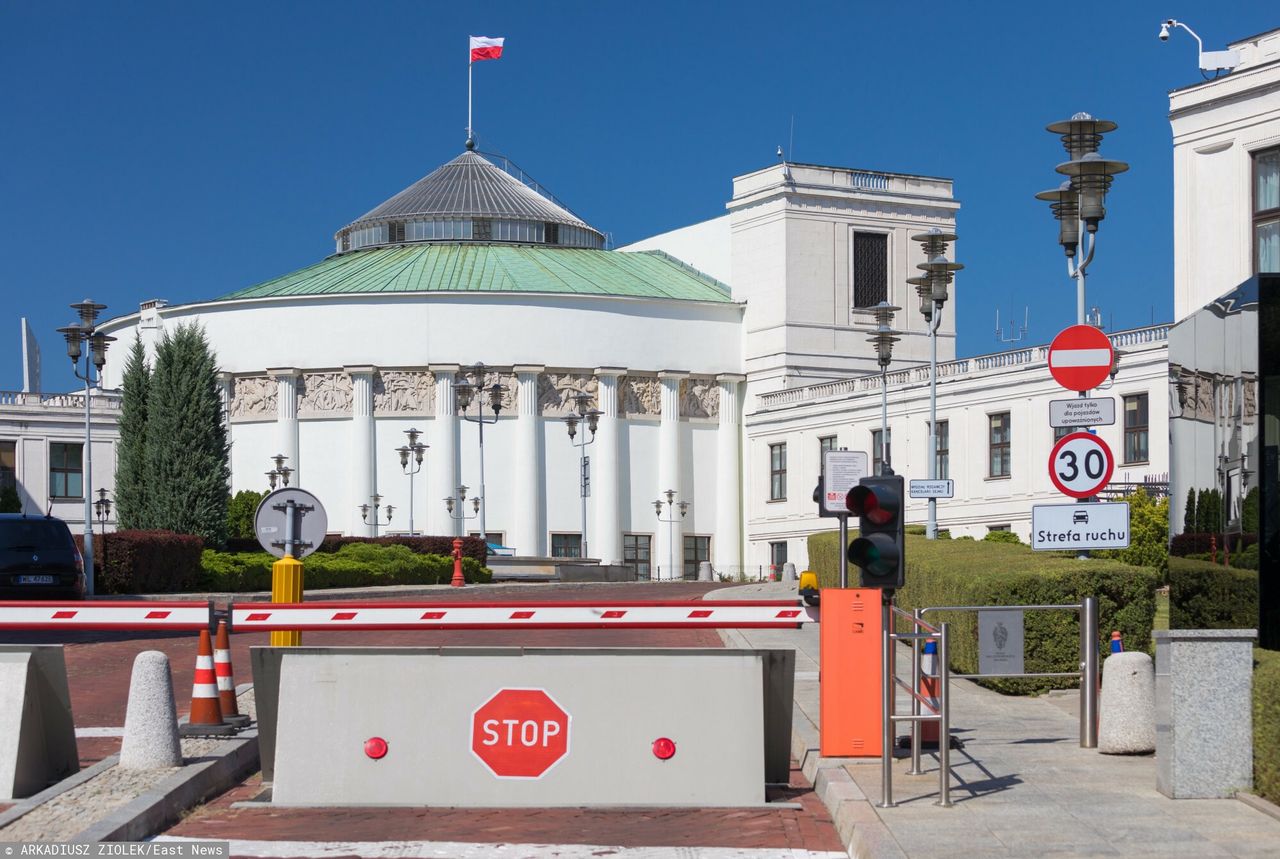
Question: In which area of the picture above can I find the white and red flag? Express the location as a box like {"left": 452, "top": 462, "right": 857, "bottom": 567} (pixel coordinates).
{"left": 470, "top": 36, "right": 505, "bottom": 62}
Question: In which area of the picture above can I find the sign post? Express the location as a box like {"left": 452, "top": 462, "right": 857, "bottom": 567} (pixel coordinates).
{"left": 1032, "top": 502, "right": 1130, "bottom": 551}
{"left": 909, "top": 479, "right": 954, "bottom": 499}
{"left": 1048, "top": 432, "right": 1115, "bottom": 499}
{"left": 255, "top": 487, "right": 328, "bottom": 647}
{"left": 821, "top": 450, "right": 869, "bottom": 588}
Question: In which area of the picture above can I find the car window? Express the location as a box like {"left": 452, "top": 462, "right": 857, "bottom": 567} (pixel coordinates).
{"left": 0, "top": 520, "right": 73, "bottom": 551}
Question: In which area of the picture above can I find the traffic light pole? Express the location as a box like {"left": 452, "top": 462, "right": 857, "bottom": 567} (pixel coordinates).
{"left": 880, "top": 588, "right": 895, "bottom": 808}
{"left": 838, "top": 515, "right": 849, "bottom": 588}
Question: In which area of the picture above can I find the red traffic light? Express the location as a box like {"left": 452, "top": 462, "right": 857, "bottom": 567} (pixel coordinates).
{"left": 846, "top": 485, "right": 897, "bottom": 525}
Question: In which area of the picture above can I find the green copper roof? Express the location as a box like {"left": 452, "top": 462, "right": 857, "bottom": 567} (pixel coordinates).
{"left": 216, "top": 244, "right": 734, "bottom": 303}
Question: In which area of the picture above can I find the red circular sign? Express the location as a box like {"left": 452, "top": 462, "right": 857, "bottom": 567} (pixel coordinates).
{"left": 1048, "top": 432, "right": 1114, "bottom": 499}
{"left": 1048, "top": 325, "right": 1114, "bottom": 392}
{"left": 471, "top": 688, "right": 571, "bottom": 779}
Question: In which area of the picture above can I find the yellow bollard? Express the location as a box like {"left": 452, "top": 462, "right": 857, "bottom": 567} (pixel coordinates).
{"left": 270, "top": 553, "right": 304, "bottom": 647}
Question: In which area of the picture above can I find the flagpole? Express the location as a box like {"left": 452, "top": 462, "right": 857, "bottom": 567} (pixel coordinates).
{"left": 467, "top": 58, "right": 473, "bottom": 144}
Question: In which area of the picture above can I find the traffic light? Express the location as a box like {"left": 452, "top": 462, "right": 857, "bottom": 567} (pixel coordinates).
{"left": 845, "top": 475, "right": 905, "bottom": 589}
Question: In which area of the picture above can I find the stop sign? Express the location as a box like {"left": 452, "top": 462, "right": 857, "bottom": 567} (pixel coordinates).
{"left": 470, "top": 688, "right": 571, "bottom": 779}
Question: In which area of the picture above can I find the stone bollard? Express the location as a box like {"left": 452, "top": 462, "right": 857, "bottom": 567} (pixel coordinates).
{"left": 697, "top": 561, "right": 713, "bottom": 582}
{"left": 119, "top": 651, "right": 182, "bottom": 770}
{"left": 1098, "top": 651, "right": 1155, "bottom": 754}
{"left": 782, "top": 562, "right": 797, "bottom": 582}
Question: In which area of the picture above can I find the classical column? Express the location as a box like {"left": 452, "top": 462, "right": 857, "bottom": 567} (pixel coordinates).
{"left": 346, "top": 366, "right": 376, "bottom": 536}
{"left": 657, "top": 371, "right": 688, "bottom": 580}
{"left": 268, "top": 368, "right": 300, "bottom": 486}
{"left": 512, "top": 366, "right": 545, "bottom": 556}
{"left": 715, "top": 374, "right": 746, "bottom": 571}
{"left": 216, "top": 372, "right": 233, "bottom": 429}
{"left": 593, "top": 369, "right": 625, "bottom": 566}
{"left": 429, "top": 365, "right": 460, "bottom": 536}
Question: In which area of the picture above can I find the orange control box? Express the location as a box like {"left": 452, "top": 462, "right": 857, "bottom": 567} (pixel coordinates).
{"left": 819, "top": 587, "right": 883, "bottom": 757}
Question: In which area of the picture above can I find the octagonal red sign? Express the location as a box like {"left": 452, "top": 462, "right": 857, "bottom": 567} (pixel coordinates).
{"left": 470, "top": 688, "right": 571, "bottom": 779}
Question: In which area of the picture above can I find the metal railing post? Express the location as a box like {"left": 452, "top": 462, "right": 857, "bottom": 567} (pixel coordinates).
{"left": 880, "top": 591, "right": 895, "bottom": 808}
{"left": 908, "top": 607, "right": 924, "bottom": 775}
{"left": 1080, "top": 595, "right": 1099, "bottom": 748}
{"left": 938, "top": 620, "right": 952, "bottom": 807}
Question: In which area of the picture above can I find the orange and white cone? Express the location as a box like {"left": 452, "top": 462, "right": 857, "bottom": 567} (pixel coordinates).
{"left": 187, "top": 628, "right": 225, "bottom": 729}
{"left": 214, "top": 621, "right": 250, "bottom": 726}
{"left": 920, "top": 640, "right": 940, "bottom": 747}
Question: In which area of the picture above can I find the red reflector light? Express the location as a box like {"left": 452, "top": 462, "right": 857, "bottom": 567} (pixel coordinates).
{"left": 364, "top": 737, "right": 388, "bottom": 759}
{"left": 652, "top": 737, "right": 677, "bottom": 760}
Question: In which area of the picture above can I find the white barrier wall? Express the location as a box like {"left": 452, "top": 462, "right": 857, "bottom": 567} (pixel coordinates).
{"left": 0, "top": 646, "right": 78, "bottom": 800}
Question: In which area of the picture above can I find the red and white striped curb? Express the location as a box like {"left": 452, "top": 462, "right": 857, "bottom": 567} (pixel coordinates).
{"left": 0, "top": 600, "right": 817, "bottom": 632}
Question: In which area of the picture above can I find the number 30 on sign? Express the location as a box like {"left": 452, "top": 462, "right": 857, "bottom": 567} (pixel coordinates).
{"left": 1048, "top": 432, "right": 1114, "bottom": 499}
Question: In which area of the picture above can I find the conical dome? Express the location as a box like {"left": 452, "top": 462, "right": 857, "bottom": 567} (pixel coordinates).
{"left": 335, "top": 151, "right": 605, "bottom": 253}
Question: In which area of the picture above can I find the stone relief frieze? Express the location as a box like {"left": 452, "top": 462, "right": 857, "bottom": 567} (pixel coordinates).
{"left": 230, "top": 376, "right": 276, "bottom": 419}
{"left": 374, "top": 370, "right": 435, "bottom": 413}
{"left": 679, "top": 377, "right": 720, "bottom": 419}
{"left": 298, "top": 372, "right": 352, "bottom": 415}
{"left": 620, "top": 376, "right": 661, "bottom": 417}
{"left": 538, "top": 373, "right": 597, "bottom": 416}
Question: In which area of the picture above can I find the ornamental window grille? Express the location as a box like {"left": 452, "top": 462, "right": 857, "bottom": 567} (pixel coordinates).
{"left": 853, "top": 232, "right": 888, "bottom": 308}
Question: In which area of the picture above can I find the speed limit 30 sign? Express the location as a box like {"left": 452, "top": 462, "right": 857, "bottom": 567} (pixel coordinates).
{"left": 1048, "top": 432, "right": 1114, "bottom": 499}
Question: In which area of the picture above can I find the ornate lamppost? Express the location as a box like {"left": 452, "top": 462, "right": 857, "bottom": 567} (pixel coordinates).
{"left": 396, "top": 428, "right": 428, "bottom": 536}
{"left": 653, "top": 489, "right": 689, "bottom": 581}
{"left": 455, "top": 363, "right": 506, "bottom": 547}
{"left": 853, "top": 301, "right": 901, "bottom": 474}
{"left": 564, "top": 393, "right": 602, "bottom": 559}
{"left": 360, "top": 494, "right": 393, "bottom": 537}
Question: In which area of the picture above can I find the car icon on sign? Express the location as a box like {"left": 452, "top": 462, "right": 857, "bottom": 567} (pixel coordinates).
{"left": 1072, "top": 511, "right": 1089, "bottom": 524}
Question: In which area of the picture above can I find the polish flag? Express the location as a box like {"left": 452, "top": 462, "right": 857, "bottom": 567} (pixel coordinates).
{"left": 470, "top": 36, "right": 505, "bottom": 62}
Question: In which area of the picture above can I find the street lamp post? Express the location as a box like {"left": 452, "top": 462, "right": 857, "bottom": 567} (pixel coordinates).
{"left": 444, "top": 485, "right": 481, "bottom": 528}
{"left": 853, "top": 301, "right": 901, "bottom": 474}
{"left": 94, "top": 488, "right": 112, "bottom": 570}
{"left": 564, "top": 393, "right": 602, "bottom": 560}
{"left": 653, "top": 489, "right": 689, "bottom": 581}
{"left": 455, "top": 364, "right": 506, "bottom": 546}
{"left": 359, "top": 494, "right": 393, "bottom": 537}
{"left": 396, "top": 428, "right": 428, "bottom": 536}
{"left": 56, "top": 300, "right": 114, "bottom": 597}
{"left": 266, "top": 454, "right": 293, "bottom": 491}
{"left": 907, "top": 229, "right": 963, "bottom": 539}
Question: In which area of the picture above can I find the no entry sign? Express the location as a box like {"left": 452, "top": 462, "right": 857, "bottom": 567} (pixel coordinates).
{"left": 471, "top": 688, "right": 571, "bottom": 779}
{"left": 1048, "top": 325, "right": 1114, "bottom": 392}
{"left": 1048, "top": 432, "right": 1114, "bottom": 499}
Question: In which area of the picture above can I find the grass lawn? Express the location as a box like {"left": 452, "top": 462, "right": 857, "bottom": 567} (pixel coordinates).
{"left": 1153, "top": 587, "right": 1169, "bottom": 634}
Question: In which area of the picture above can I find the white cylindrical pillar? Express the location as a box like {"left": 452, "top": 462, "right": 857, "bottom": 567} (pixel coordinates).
{"left": 428, "top": 365, "right": 460, "bottom": 536}
{"left": 346, "top": 366, "right": 376, "bottom": 536}
{"left": 657, "top": 371, "right": 687, "bottom": 580}
{"left": 268, "top": 368, "right": 300, "bottom": 486}
{"left": 594, "top": 369, "right": 625, "bottom": 565}
{"left": 513, "top": 366, "right": 544, "bottom": 557}
{"left": 715, "top": 374, "right": 745, "bottom": 571}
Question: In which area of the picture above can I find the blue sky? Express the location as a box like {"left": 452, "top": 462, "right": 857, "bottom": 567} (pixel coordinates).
{"left": 2, "top": 1, "right": 1275, "bottom": 392}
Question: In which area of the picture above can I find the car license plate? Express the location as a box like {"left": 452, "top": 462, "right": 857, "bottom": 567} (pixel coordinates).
{"left": 17, "top": 575, "right": 56, "bottom": 585}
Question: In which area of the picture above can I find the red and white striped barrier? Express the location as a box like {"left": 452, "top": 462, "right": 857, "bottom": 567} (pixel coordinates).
{"left": 0, "top": 599, "right": 818, "bottom": 632}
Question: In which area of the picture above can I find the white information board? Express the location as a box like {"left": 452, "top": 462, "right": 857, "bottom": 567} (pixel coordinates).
{"left": 1049, "top": 398, "right": 1116, "bottom": 428}
{"left": 1031, "top": 502, "right": 1130, "bottom": 551}
{"left": 822, "top": 450, "right": 869, "bottom": 514}
{"left": 909, "top": 479, "right": 954, "bottom": 499}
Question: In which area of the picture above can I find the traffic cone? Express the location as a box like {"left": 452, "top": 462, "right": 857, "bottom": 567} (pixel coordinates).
{"left": 920, "top": 640, "right": 940, "bottom": 747}
{"left": 1110, "top": 631, "right": 1124, "bottom": 653}
{"left": 213, "top": 621, "right": 250, "bottom": 726}
{"left": 182, "top": 629, "right": 235, "bottom": 735}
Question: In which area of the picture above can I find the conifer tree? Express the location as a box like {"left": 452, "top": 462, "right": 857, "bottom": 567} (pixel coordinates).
{"left": 1182, "top": 488, "right": 1197, "bottom": 534}
{"left": 115, "top": 334, "right": 151, "bottom": 528}
{"left": 143, "top": 323, "right": 230, "bottom": 545}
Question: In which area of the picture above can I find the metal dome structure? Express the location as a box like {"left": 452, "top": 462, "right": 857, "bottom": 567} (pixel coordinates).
{"left": 335, "top": 151, "right": 605, "bottom": 253}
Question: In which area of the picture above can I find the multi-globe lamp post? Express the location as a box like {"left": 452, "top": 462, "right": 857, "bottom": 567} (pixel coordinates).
{"left": 265, "top": 453, "right": 293, "bottom": 491}
{"left": 56, "top": 300, "right": 115, "bottom": 597}
{"left": 445, "top": 485, "right": 481, "bottom": 527}
{"left": 905, "top": 229, "right": 962, "bottom": 539}
{"left": 396, "top": 428, "right": 428, "bottom": 536}
{"left": 454, "top": 363, "right": 507, "bottom": 546}
{"left": 360, "top": 494, "right": 393, "bottom": 537}
{"left": 564, "top": 393, "right": 602, "bottom": 559}
{"left": 653, "top": 489, "right": 689, "bottom": 581}
{"left": 853, "top": 301, "right": 901, "bottom": 474}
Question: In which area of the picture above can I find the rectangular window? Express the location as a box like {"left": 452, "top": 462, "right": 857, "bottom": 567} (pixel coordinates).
{"left": 770, "top": 541, "right": 788, "bottom": 570}
{"left": 989, "top": 413, "right": 1011, "bottom": 478}
{"left": 623, "top": 533, "right": 651, "bottom": 579}
{"left": 818, "top": 436, "right": 836, "bottom": 476}
{"left": 1124, "top": 394, "right": 1150, "bottom": 464}
{"left": 872, "top": 429, "right": 891, "bottom": 476}
{"left": 473, "top": 219, "right": 492, "bottom": 241}
{"left": 468, "top": 531, "right": 505, "bottom": 547}
{"left": 683, "top": 535, "right": 711, "bottom": 579}
{"left": 852, "top": 232, "right": 888, "bottom": 308}
{"left": 550, "top": 533, "right": 582, "bottom": 558}
{"left": 1255, "top": 146, "right": 1280, "bottom": 273}
{"left": 769, "top": 442, "right": 787, "bottom": 500}
{"left": 0, "top": 440, "right": 15, "bottom": 491}
{"left": 545, "top": 222, "right": 560, "bottom": 244}
{"left": 934, "top": 421, "right": 949, "bottom": 480}
{"left": 49, "top": 442, "right": 83, "bottom": 499}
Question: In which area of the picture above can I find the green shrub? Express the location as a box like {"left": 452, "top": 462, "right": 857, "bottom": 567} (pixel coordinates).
{"left": 1242, "top": 487, "right": 1260, "bottom": 535}
{"left": 76, "top": 529, "right": 205, "bottom": 594}
{"left": 983, "top": 529, "right": 1020, "bottom": 544}
{"left": 226, "top": 489, "right": 265, "bottom": 541}
{"left": 1254, "top": 648, "right": 1280, "bottom": 806}
{"left": 1093, "top": 490, "right": 1169, "bottom": 578}
{"left": 1183, "top": 487, "right": 1197, "bottom": 534}
{"left": 200, "top": 542, "right": 491, "bottom": 592}
{"left": 808, "top": 531, "right": 1160, "bottom": 694}
{"left": 1233, "top": 543, "right": 1260, "bottom": 570}
{"left": 0, "top": 485, "right": 20, "bottom": 513}
{"left": 1168, "top": 557, "right": 1258, "bottom": 630}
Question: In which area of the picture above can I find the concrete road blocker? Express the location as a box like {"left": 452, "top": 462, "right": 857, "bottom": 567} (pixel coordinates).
{"left": 252, "top": 646, "right": 794, "bottom": 807}
{"left": 0, "top": 645, "right": 78, "bottom": 799}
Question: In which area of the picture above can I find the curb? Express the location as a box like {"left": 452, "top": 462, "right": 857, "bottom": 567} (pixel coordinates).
{"left": 0, "top": 755, "right": 119, "bottom": 831}
{"left": 70, "top": 733, "right": 259, "bottom": 842}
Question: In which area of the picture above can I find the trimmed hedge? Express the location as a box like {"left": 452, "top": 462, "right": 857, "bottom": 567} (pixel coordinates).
{"left": 200, "top": 542, "right": 492, "bottom": 592}
{"left": 221, "top": 534, "right": 490, "bottom": 565}
{"left": 808, "top": 531, "right": 1160, "bottom": 694}
{"left": 1168, "top": 557, "right": 1259, "bottom": 630}
{"left": 75, "top": 529, "right": 204, "bottom": 594}
{"left": 1254, "top": 648, "right": 1280, "bottom": 806}
{"left": 1170, "top": 532, "right": 1257, "bottom": 557}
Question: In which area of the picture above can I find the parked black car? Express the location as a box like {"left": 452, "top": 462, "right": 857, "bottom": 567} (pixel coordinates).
{"left": 0, "top": 513, "right": 86, "bottom": 600}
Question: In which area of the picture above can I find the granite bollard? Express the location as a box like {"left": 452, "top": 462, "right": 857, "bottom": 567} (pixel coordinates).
{"left": 119, "top": 650, "right": 183, "bottom": 769}
{"left": 1098, "top": 651, "right": 1155, "bottom": 754}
